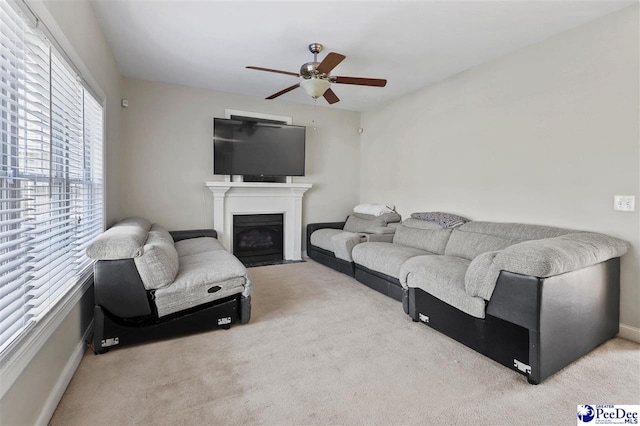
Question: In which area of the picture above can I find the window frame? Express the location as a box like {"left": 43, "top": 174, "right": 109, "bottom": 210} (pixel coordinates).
{"left": 0, "top": 0, "right": 106, "bottom": 399}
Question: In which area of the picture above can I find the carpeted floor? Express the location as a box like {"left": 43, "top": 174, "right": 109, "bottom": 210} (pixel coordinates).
{"left": 50, "top": 260, "right": 640, "bottom": 425}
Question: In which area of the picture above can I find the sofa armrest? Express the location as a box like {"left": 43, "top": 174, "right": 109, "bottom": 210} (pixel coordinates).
{"left": 170, "top": 229, "right": 217, "bottom": 242}
{"left": 94, "top": 259, "right": 152, "bottom": 318}
{"left": 307, "top": 221, "right": 346, "bottom": 234}
{"left": 493, "top": 232, "right": 628, "bottom": 278}
{"left": 466, "top": 232, "right": 629, "bottom": 301}
{"left": 486, "top": 258, "right": 620, "bottom": 384}
{"left": 331, "top": 232, "right": 364, "bottom": 262}
{"left": 306, "top": 221, "right": 346, "bottom": 251}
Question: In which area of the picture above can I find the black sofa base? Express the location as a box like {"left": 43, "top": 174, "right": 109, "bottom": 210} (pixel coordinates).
{"left": 308, "top": 246, "right": 403, "bottom": 301}
{"left": 354, "top": 264, "right": 404, "bottom": 301}
{"left": 407, "top": 258, "right": 620, "bottom": 384}
{"left": 308, "top": 246, "right": 355, "bottom": 277}
{"left": 92, "top": 294, "right": 251, "bottom": 354}
{"left": 407, "top": 287, "right": 530, "bottom": 379}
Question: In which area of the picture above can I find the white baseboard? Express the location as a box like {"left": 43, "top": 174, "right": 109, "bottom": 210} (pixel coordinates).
{"left": 35, "top": 320, "right": 93, "bottom": 426}
{"left": 618, "top": 323, "right": 640, "bottom": 343}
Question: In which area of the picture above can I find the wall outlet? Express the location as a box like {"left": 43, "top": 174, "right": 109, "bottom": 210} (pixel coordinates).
{"left": 614, "top": 195, "right": 635, "bottom": 212}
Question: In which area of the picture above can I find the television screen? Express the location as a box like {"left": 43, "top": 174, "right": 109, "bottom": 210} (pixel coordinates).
{"left": 213, "top": 118, "right": 306, "bottom": 176}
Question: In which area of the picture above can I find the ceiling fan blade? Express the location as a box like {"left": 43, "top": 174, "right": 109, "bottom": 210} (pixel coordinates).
{"left": 316, "top": 52, "right": 346, "bottom": 75}
{"left": 333, "top": 76, "right": 387, "bottom": 87}
{"left": 323, "top": 88, "right": 340, "bottom": 104}
{"left": 266, "top": 83, "right": 300, "bottom": 100}
{"left": 246, "top": 66, "right": 300, "bottom": 77}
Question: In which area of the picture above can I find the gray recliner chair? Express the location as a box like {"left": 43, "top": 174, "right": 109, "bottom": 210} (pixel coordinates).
{"left": 87, "top": 217, "right": 251, "bottom": 353}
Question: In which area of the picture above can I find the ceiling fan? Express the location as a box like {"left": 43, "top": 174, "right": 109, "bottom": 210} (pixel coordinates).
{"left": 246, "top": 43, "right": 387, "bottom": 105}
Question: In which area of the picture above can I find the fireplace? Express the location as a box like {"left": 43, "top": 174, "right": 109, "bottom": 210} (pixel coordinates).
{"left": 205, "top": 181, "right": 312, "bottom": 261}
{"left": 233, "top": 214, "right": 284, "bottom": 266}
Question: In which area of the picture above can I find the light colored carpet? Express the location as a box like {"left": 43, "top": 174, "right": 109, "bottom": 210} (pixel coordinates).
{"left": 50, "top": 260, "right": 640, "bottom": 425}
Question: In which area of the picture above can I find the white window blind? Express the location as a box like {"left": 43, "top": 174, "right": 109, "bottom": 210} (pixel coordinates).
{"left": 0, "top": 1, "right": 104, "bottom": 355}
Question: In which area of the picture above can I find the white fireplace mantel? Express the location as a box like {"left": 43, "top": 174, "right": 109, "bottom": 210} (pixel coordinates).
{"left": 205, "top": 181, "right": 312, "bottom": 261}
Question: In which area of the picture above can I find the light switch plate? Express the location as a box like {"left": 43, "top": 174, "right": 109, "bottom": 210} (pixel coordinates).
{"left": 614, "top": 195, "right": 635, "bottom": 211}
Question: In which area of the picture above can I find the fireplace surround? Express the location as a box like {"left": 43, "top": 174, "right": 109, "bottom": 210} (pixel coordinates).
{"left": 205, "top": 181, "right": 312, "bottom": 261}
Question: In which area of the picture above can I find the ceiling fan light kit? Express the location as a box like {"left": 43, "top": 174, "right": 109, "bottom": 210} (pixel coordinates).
{"left": 247, "top": 42, "right": 387, "bottom": 105}
{"left": 301, "top": 78, "right": 331, "bottom": 98}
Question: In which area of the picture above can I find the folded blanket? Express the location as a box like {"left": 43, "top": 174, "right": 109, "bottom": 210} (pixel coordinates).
{"left": 353, "top": 203, "right": 396, "bottom": 217}
{"left": 410, "top": 212, "right": 468, "bottom": 229}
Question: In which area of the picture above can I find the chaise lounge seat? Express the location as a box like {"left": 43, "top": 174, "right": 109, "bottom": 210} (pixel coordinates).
{"left": 307, "top": 204, "right": 401, "bottom": 276}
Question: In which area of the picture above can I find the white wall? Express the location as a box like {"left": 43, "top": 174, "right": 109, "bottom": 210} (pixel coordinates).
{"left": 0, "top": 0, "right": 122, "bottom": 424}
{"left": 360, "top": 6, "right": 639, "bottom": 328}
{"left": 0, "top": 289, "right": 93, "bottom": 426}
{"left": 120, "top": 78, "right": 361, "bottom": 240}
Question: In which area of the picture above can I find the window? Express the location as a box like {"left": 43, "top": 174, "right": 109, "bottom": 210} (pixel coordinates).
{"left": 0, "top": 1, "right": 104, "bottom": 354}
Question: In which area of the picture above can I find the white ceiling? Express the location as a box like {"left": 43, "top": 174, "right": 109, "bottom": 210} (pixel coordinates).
{"left": 92, "top": 0, "right": 635, "bottom": 112}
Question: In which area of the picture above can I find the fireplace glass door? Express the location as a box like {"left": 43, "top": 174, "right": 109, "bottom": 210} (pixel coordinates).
{"left": 233, "top": 214, "right": 284, "bottom": 266}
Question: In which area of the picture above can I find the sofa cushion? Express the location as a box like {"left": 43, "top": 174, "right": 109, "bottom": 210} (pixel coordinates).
{"left": 154, "top": 249, "right": 250, "bottom": 317}
{"left": 400, "top": 255, "right": 485, "bottom": 319}
{"left": 331, "top": 232, "right": 364, "bottom": 262}
{"left": 175, "top": 237, "right": 225, "bottom": 257}
{"left": 86, "top": 217, "right": 152, "bottom": 260}
{"left": 444, "top": 221, "right": 576, "bottom": 260}
{"left": 392, "top": 221, "right": 452, "bottom": 255}
{"left": 444, "top": 229, "right": 518, "bottom": 260}
{"left": 134, "top": 231, "right": 180, "bottom": 290}
{"left": 364, "top": 233, "right": 395, "bottom": 243}
{"left": 343, "top": 215, "right": 385, "bottom": 233}
{"left": 457, "top": 221, "right": 573, "bottom": 240}
{"left": 378, "top": 212, "right": 402, "bottom": 224}
{"left": 310, "top": 228, "right": 344, "bottom": 252}
{"left": 149, "top": 223, "right": 174, "bottom": 243}
{"left": 352, "top": 242, "right": 430, "bottom": 278}
{"left": 368, "top": 226, "right": 396, "bottom": 234}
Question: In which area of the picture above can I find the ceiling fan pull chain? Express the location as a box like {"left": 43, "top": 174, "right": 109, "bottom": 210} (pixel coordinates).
{"left": 312, "top": 99, "right": 318, "bottom": 131}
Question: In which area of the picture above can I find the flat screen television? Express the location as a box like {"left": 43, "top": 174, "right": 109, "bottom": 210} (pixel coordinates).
{"left": 213, "top": 118, "right": 306, "bottom": 176}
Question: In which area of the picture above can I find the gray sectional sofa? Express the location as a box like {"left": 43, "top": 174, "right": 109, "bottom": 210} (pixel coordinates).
{"left": 307, "top": 210, "right": 401, "bottom": 276}
{"left": 87, "top": 217, "right": 251, "bottom": 353}
{"left": 309, "top": 215, "right": 629, "bottom": 383}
